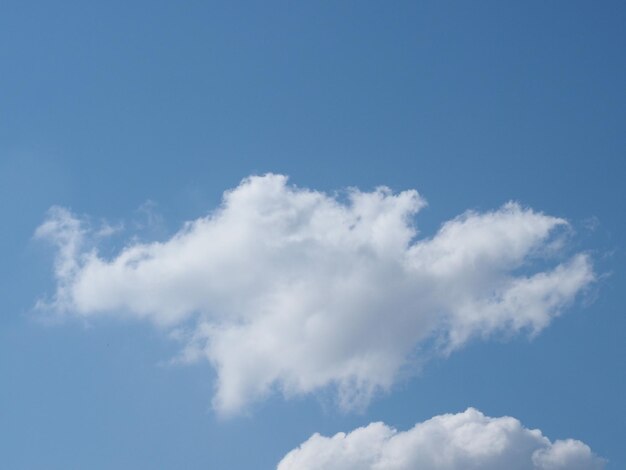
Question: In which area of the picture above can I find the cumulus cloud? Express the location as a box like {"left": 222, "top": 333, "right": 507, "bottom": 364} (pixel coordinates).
{"left": 36, "top": 174, "right": 594, "bottom": 414}
{"left": 276, "top": 408, "right": 605, "bottom": 470}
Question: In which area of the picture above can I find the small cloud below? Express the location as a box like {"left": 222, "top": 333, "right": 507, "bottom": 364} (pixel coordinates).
{"left": 277, "top": 408, "right": 606, "bottom": 470}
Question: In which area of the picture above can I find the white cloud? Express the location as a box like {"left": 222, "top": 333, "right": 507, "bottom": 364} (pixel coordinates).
{"left": 276, "top": 408, "right": 605, "bottom": 470}
{"left": 36, "top": 174, "right": 594, "bottom": 414}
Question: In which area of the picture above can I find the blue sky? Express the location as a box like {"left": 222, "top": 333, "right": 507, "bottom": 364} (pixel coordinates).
{"left": 1, "top": 1, "right": 624, "bottom": 468}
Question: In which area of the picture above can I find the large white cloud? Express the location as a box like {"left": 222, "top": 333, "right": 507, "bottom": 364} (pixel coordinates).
{"left": 276, "top": 408, "right": 605, "bottom": 470}
{"left": 36, "top": 174, "right": 594, "bottom": 414}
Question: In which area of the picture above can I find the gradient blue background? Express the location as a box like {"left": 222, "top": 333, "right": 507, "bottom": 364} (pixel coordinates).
{"left": 1, "top": 1, "right": 625, "bottom": 468}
